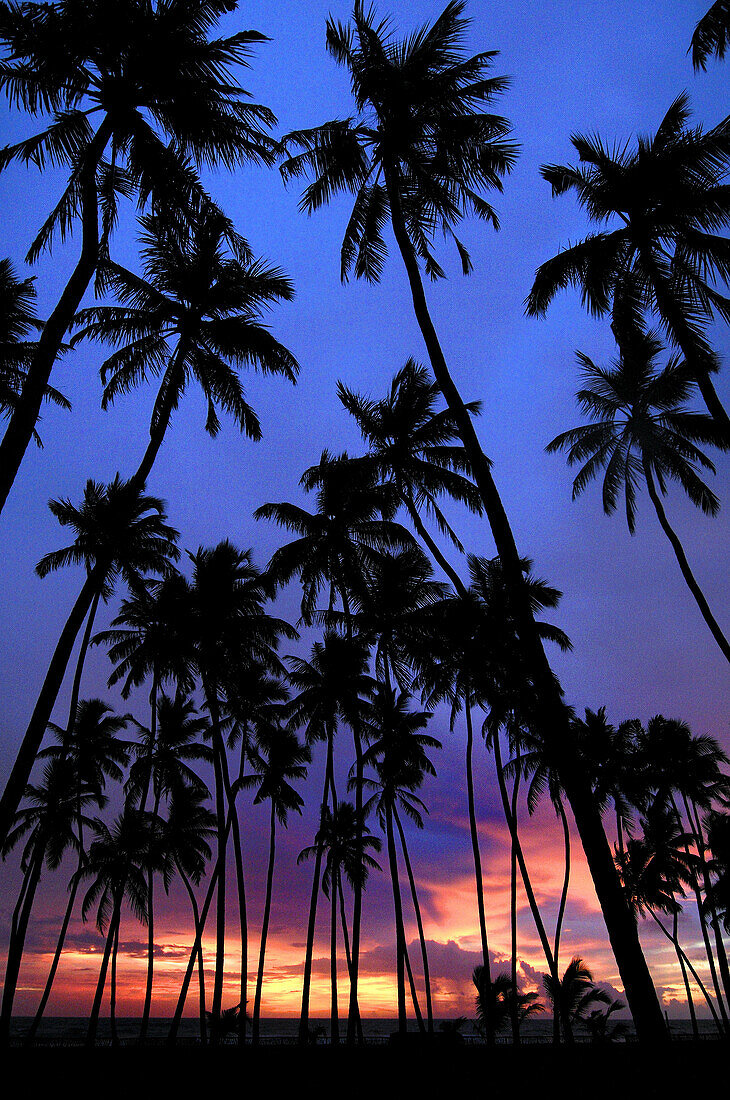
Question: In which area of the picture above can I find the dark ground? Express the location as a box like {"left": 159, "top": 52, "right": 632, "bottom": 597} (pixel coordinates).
{"left": 5, "top": 1041, "right": 725, "bottom": 1099}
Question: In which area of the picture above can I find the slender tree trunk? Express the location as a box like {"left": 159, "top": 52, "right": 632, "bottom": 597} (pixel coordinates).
{"left": 110, "top": 922, "right": 119, "bottom": 1048}
{"left": 672, "top": 909, "right": 699, "bottom": 1039}
{"left": 386, "top": 174, "right": 666, "bottom": 1042}
{"left": 649, "top": 910, "right": 723, "bottom": 1033}
{"left": 26, "top": 862, "right": 81, "bottom": 1044}
{"left": 405, "top": 494, "right": 467, "bottom": 595}
{"left": 87, "top": 897, "right": 121, "bottom": 1047}
{"left": 330, "top": 868, "right": 339, "bottom": 1045}
{"left": 130, "top": 351, "right": 188, "bottom": 491}
{"left": 0, "top": 118, "right": 113, "bottom": 517}
{"left": 644, "top": 460, "right": 730, "bottom": 663}
{"left": 0, "top": 568, "right": 102, "bottom": 843}
{"left": 688, "top": 795, "right": 730, "bottom": 1011}
{"left": 510, "top": 767, "right": 520, "bottom": 1045}
{"left": 553, "top": 795, "right": 571, "bottom": 1044}
{"left": 64, "top": 590, "right": 101, "bottom": 751}
{"left": 403, "top": 935, "right": 426, "bottom": 1034}
{"left": 298, "top": 728, "right": 336, "bottom": 1045}
{"left": 252, "top": 801, "right": 277, "bottom": 1045}
{"left": 394, "top": 806, "right": 434, "bottom": 1034}
{"left": 175, "top": 859, "right": 208, "bottom": 1046}
{"left": 0, "top": 845, "right": 44, "bottom": 1046}
{"left": 385, "top": 804, "right": 408, "bottom": 1034}
{"left": 468, "top": 699, "right": 490, "bottom": 994}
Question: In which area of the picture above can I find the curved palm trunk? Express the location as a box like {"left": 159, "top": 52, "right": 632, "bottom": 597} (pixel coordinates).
{"left": 405, "top": 494, "right": 467, "bottom": 595}
{"left": 492, "top": 731, "right": 558, "bottom": 984}
{"left": 553, "top": 795, "right": 571, "bottom": 1044}
{"left": 252, "top": 801, "right": 277, "bottom": 1045}
{"left": 644, "top": 460, "right": 730, "bottom": 664}
{"left": 26, "top": 871, "right": 79, "bottom": 1045}
{"left": 175, "top": 857, "right": 208, "bottom": 1045}
{"left": 110, "top": 922, "right": 120, "bottom": 1048}
{"left": 130, "top": 350, "right": 188, "bottom": 490}
{"left": 688, "top": 796, "right": 730, "bottom": 1011}
{"left": 0, "top": 118, "right": 113, "bottom": 517}
{"left": 649, "top": 909, "right": 723, "bottom": 1033}
{"left": 138, "top": 675, "right": 159, "bottom": 1044}
{"left": 646, "top": 462, "right": 729, "bottom": 660}
{"left": 394, "top": 806, "right": 434, "bottom": 1034}
{"left": 0, "top": 567, "right": 103, "bottom": 844}
{"left": 465, "top": 696, "right": 492, "bottom": 1041}
{"left": 0, "top": 843, "right": 44, "bottom": 1046}
{"left": 386, "top": 174, "right": 666, "bottom": 1042}
{"left": 298, "top": 728, "right": 336, "bottom": 1045}
{"left": 510, "top": 768, "right": 520, "bottom": 1045}
{"left": 385, "top": 803, "right": 408, "bottom": 1034}
{"left": 87, "top": 894, "right": 122, "bottom": 1047}
{"left": 672, "top": 908, "right": 699, "bottom": 1039}
{"left": 330, "top": 866, "right": 339, "bottom": 1045}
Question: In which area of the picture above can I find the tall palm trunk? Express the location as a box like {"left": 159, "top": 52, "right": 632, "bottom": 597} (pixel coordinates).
{"left": 175, "top": 857, "right": 208, "bottom": 1045}
{"left": 0, "top": 118, "right": 113, "bottom": 517}
{"left": 405, "top": 492, "right": 466, "bottom": 594}
{"left": 87, "top": 893, "right": 122, "bottom": 1047}
{"left": 687, "top": 795, "right": 730, "bottom": 1010}
{"left": 0, "top": 842, "right": 44, "bottom": 1046}
{"left": 553, "top": 795, "right": 571, "bottom": 1044}
{"left": 131, "top": 350, "right": 188, "bottom": 490}
{"left": 672, "top": 908, "right": 699, "bottom": 1039}
{"left": 385, "top": 803, "right": 408, "bottom": 1034}
{"left": 510, "top": 767, "right": 520, "bottom": 1045}
{"left": 643, "top": 460, "right": 730, "bottom": 663}
{"left": 464, "top": 696, "right": 493, "bottom": 1042}
{"left": 0, "top": 566, "right": 103, "bottom": 843}
{"left": 252, "top": 800, "right": 277, "bottom": 1045}
{"left": 649, "top": 909, "right": 723, "bottom": 1033}
{"left": 298, "top": 728, "right": 336, "bottom": 1044}
{"left": 138, "top": 674, "right": 159, "bottom": 1044}
{"left": 330, "top": 866, "right": 339, "bottom": 1045}
{"left": 385, "top": 174, "right": 666, "bottom": 1042}
{"left": 394, "top": 807, "right": 433, "bottom": 1034}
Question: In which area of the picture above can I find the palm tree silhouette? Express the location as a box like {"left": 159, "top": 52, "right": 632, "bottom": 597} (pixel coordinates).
{"left": 1, "top": 757, "right": 96, "bottom": 1046}
{"left": 240, "top": 724, "right": 310, "bottom": 1044}
{"left": 285, "top": 631, "right": 374, "bottom": 1044}
{"left": 547, "top": 329, "right": 730, "bottom": 662}
{"left": 473, "top": 968, "right": 543, "bottom": 1041}
{"left": 280, "top": 3, "right": 665, "bottom": 1037}
{"left": 691, "top": 2, "right": 730, "bottom": 70}
{"left": 0, "top": 475, "right": 179, "bottom": 843}
{"left": 25, "top": 699, "right": 131, "bottom": 1043}
{"left": 81, "top": 802, "right": 156, "bottom": 1046}
{"left": 0, "top": 0, "right": 278, "bottom": 513}
{"left": 526, "top": 92, "right": 730, "bottom": 438}
{"left": 74, "top": 200, "right": 298, "bottom": 489}
{"left": 543, "top": 956, "right": 611, "bottom": 1044}
{"left": 360, "top": 685, "right": 440, "bottom": 1034}
{"left": 0, "top": 256, "right": 70, "bottom": 446}
{"left": 163, "top": 783, "right": 217, "bottom": 1044}
{"left": 337, "top": 358, "right": 483, "bottom": 590}
{"left": 298, "top": 801, "right": 380, "bottom": 1045}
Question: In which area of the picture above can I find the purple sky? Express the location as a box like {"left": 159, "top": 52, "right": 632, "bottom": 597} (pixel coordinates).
{"left": 0, "top": 1, "right": 728, "bottom": 1020}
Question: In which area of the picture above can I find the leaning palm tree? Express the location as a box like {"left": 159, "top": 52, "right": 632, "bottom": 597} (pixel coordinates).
{"left": 526, "top": 91, "right": 730, "bottom": 438}
{"left": 691, "top": 1, "right": 730, "bottom": 70}
{"left": 546, "top": 329, "right": 730, "bottom": 663}
{"left": 240, "top": 725, "right": 310, "bottom": 1044}
{"left": 0, "top": 0, "right": 277, "bottom": 512}
{"left": 0, "top": 476, "right": 180, "bottom": 843}
{"left": 279, "top": 3, "right": 665, "bottom": 1039}
{"left": 0, "top": 757, "right": 96, "bottom": 1046}
{"left": 74, "top": 200, "right": 298, "bottom": 489}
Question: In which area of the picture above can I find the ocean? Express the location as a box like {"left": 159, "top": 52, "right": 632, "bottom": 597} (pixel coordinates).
{"left": 8, "top": 1016, "right": 720, "bottom": 1045}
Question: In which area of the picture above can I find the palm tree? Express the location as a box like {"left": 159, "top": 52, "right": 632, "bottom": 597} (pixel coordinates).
{"left": 337, "top": 358, "right": 483, "bottom": 590}
{"left": 543, "top": 957, "right": 611, "bottom": 1044}
{"left": 360, "top": 685, "right": 440, "bottom": 1034}
{"left": 298, "top": 801, "right": 380, "bottom": 1045}
{"left": 280, "top": 3, "right": 666, "bottom": 1039}
{"left": 0, "top": 256, "right": 70, "bottom": 445}
{"left": 0, "top": 0, "right": 277, "bottom": 512}
{"left": 284, "top": 631, "right": 374, "bottom": 1044}
{"left": 691, "top": 1, "right": 730, "bottom": 70}
{"left": 188, "top": 539, "right": 296, "bottom": 1043}
{"left": 126, "top": 692, "right": 211, "bottom": 1041}
{"left": 547, "top": 330, "right": 730, "bottom": 663}
{"left": 473, "top": 968, "right": 543, "bottom": 1041}
{"left": 0, "top": 475, "right": 179, "bottom": 843}
{"left": 240, "top": 725, "right": 310, "bottom": 1044}
{"left": 526, "top": 92, "right": 730, "bottom": 438}
{"left": 74, "top": 200, "right": 298, "bottom": 489}
{"left": 163, "top": 783, "right": 217, "bottom": 1044}
{"left": 80, "top": 802, "right": 155, "bottom": 1046}
{"left": 0, "top": 757, "right": 96, "bottom": 1045}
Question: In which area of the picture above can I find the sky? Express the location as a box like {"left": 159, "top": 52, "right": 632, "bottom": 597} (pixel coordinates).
{"left": 0, "top": 0, "right": 728, "bottom": 1025}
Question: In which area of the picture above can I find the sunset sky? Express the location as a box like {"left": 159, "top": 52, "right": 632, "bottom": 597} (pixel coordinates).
{"left": 0, "top": 0, "right": 728, "bottom": 1023}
